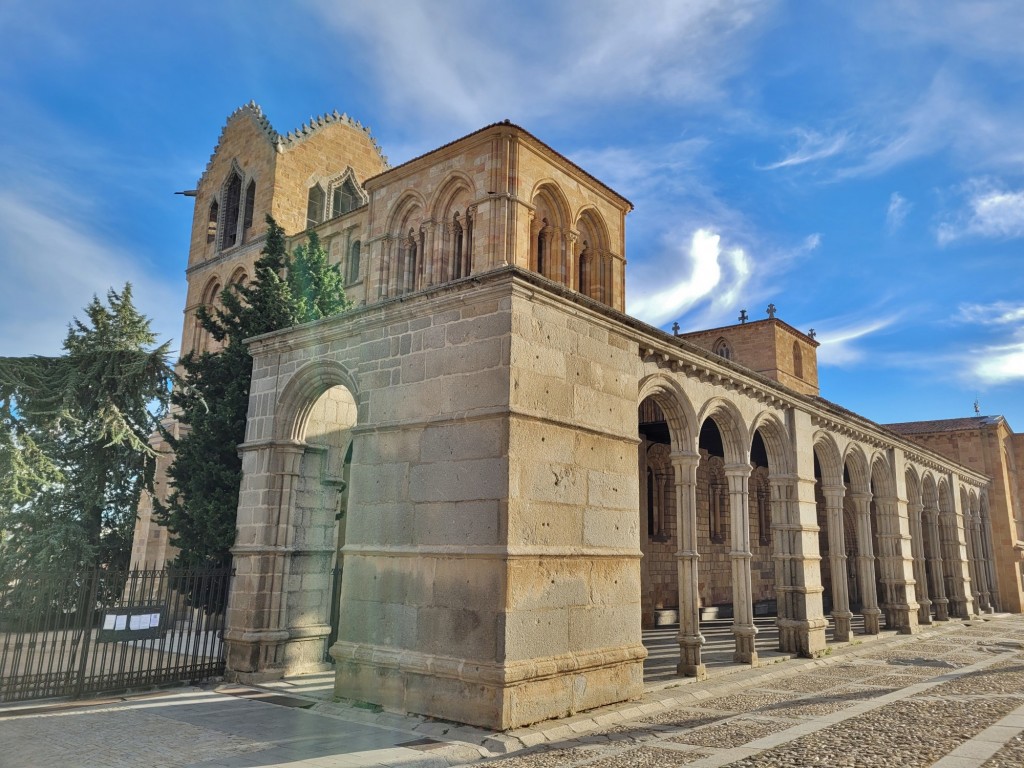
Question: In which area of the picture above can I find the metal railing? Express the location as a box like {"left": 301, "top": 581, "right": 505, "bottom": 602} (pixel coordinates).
{"left": 0, "top": 566, "right": 231, "bottom": 703}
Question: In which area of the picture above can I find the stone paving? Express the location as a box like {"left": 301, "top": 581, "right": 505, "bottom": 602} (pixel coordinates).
{"left": 2, "top": 615, "right": 1024, "bottom": 767}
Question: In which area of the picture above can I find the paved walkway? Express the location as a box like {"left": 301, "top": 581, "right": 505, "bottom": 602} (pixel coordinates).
{"left": 2, "top": 615, "right": 1023, "bottom": 767}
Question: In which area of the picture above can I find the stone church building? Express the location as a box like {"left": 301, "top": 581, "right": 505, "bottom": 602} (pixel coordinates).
{"left": 129, "top": 103, "right": 1017, "bottom": 730}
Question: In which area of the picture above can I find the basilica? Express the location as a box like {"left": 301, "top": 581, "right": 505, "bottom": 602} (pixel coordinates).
{"left": 129, "top": 103, "right": 1021, "bottom": 730}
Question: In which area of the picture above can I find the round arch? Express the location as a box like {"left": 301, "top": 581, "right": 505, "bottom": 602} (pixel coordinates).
{"left": 429, "top": 172, "right": 477, "bottom": 220}
{"left": 530, "top": 180, "right": 571, "bottom": 229}
{"left": 385, "top": 190, "right": 428, "bottom": 234}
{"left": 812, "top": 431, "right": 844, "bottom": 487}
{"left": 275, "top": 359, "right": 361, "bottom": 442}
{"left": 574, "top": 206, "right": 610, "bottom": 252}
{"left": 637, "top": 373, "right": 698, "bottom": 453}
{"left": 843, "top": 443, "right": 871, "bottom": 493}
{"left": 697, "top": 397, "right": 750, "bottom": 465}
{"left": 869, "top": 453, "right": 897, "bottom": 498}
{"left": 749, "top": 411, "right": 793, "bottom": 475}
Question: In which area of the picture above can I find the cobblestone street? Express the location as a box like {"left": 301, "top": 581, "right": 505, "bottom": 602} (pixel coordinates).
{"left": 3, "top": 616, "right": 1024, "bottom": 767}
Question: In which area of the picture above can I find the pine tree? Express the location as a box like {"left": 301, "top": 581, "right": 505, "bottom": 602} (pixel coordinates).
{"left": 156, "top": 217, "right": 350, "bottom": 574}
{"left": 0, "top": 285, "right": 172, "bottom": 577}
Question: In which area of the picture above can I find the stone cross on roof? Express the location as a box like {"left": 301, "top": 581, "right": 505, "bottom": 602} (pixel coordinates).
{"left": 672, "top": 322, "right": 680, "bottom": 336}
{"left": 738, "top": 309, "right": 748, "bottom": 324}
{"left": 766, "top": 303, "right": 777, "bottom": 319}
{"left": 808, "top": 328, "right": 816, "bottom": 340}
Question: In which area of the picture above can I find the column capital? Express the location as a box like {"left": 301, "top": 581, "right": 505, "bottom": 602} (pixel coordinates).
{"left": 724, "top": 462, "right": 753, "bottom": 478}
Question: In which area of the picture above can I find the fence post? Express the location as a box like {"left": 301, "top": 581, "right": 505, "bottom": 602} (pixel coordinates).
{"left": 72, "top": 568, "right": 101, "bottom": 699}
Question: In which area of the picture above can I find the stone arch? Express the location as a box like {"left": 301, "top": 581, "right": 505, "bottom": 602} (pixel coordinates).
{"left": 276, "top": 359, "right": 361, "bottom": 443}
{"left": 220, "top": 161, "right": 245, "bottom": 249}
{"left": 869, "top": 452, "right": 896, "bottom": 498}
{"left": 697, "top": 397, "right": 749, "bottom": 466}
{"left": 749, "top": 411, "right": 792, "bottom": 475}
{"left": 431, "top": 174, "right": 477, "bottom": 282}
{"left": 637, "top": 373, "right": 698, "bottom": 453}
{"left": 843, "top": 443, "right": 871, "bottom": 493}
{"left": 430, "top": 172, "right": 477, "bottom": 220}
{"left": 905, "top": 465, "right": 922, "bottom": 506}
{"left": 530, "top": 180, "right": 571, "bottom": 229}
{"left": 712, "top": 337, "right": 732, "bottom": 360}
{"left": 531, "top": 182, "right": 572, "bottom": 284}
{"left": 228, "top": 266, "right": 248, "bottom": 287}
{"left": 812, "top": 432, "right": 844, "bottom": 488}
{"left": 575, "top": 206, "right": 611, "bottom": 301}
{"left": 382, "top": 192, "right": 427, "bottom": 296}
{"left": 327, "top": 166, "right": 368, "bottom": 218}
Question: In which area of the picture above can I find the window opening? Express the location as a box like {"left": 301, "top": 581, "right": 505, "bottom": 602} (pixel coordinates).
{"left": 242, "top": 180, "right": 256, "bottom": 236}
{"left": 713, "top": 338, "right": 732, "bottom": 360}
{"left": 307, "top": 184, "right": 326, "bottom": 229}
{"left": 223, "top": 173, "right": 242, "bottom": 249}
{"left": 333, "top": 178, "right": 360, "bottom": 217}
{"left": 793, "top": 341, "right": 804, "bottom": 379}
{"left": 348, "top": 240, "right": 361, "bottom": 284}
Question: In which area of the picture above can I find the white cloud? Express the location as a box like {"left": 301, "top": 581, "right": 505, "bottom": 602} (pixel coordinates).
{"left": 972, "top": 340, "right": 1024, "bottom": 384}
{"left": 813, "top": 315, "right": 900, "bottom": 367}
{"left": 938, "top": 183, "right": 1024, "bottom": 244}
{"left": 627, "top": 228, "right": 750, "bottom": 326}
{"left": 955, "top": 301, "right": 1024, "bottom": 326}
{"left": 761, "top": 129, "right": 849, "bottom": 170}
{"left": 886, "top": 192, "right": 910, "bottom": 232}
{"left": 306, "top": 0, "right": 776, "bottom": 128}
{"left": 0, "top": 191, "right": 183, "bottom": 357}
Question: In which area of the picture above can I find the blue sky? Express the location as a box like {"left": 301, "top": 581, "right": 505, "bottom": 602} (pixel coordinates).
{"left": 2, "top": 1, "right": 1023, "bottom": 429}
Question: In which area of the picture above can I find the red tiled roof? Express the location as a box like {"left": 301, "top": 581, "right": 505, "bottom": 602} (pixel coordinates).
{"left": 884, "top": 416, "right": 1003, "bottom": 435}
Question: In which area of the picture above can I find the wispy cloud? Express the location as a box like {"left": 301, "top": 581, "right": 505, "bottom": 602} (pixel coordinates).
{"left": 761, "top": 129, "right": 849, "bottom": 170}
{"left": 955, "top": 301, "right": 1024, "bottom": 325}
{"left": 886, "top": 192, "right": 910, "bottom": 232}
{"left": 627, "top": 228, "right": 751, "bottom": 326}
{"left": 306, "top": 0, "right": 776, "bottom": 128}
{"left": 0, "top": 190, "right": 182, "bottom": 357}
{"left": 938, "top": 181, "right": 1024, "bottom": 244}
{"left": 813, "top": 314, "right": 900, "bottom": 366}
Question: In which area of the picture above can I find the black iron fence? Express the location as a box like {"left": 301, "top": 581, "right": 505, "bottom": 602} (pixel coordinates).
{"left": 0, "top": 566, "right": 231, "bottom": 703}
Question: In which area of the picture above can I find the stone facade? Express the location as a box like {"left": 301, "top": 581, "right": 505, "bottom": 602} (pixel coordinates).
{"left": 130, "top": 104, "right": 1001, "bottom": 731}
{"left": 886, "top": 416, "right": 1024, "bottom": 613}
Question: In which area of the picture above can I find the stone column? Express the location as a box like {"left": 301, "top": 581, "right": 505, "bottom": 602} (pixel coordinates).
{"left": 908, "top": 501, "right": 931, "bottom": 625}
{"left": 225, "top": 439, "right": 306, "bottom": 679}
{"left": 924, "top": 508, "right": 950, "bottom": 620}
{"left": 725, "top": 463, "right": 757, "bottom": 664}
{"left": 822, "top": 484, "right": 853, "bottom": 641}
{"left": 772, "top": 471, "right": 828, "bottom": 657}
{"left": 980, "top": 505, "right": 999, "bottom": 612}
{"left": 850, "top": 491, "right": 882, "bottom": 634}
{"left": 423, "top": 220, "right": 438, "bottom": 287}
{"left": 970, "top": 514, "right": 992, "bottom": 611}
{"left": 672, "top": 452, "right": 705, "bottom": 678}
{"left": 873, "top": 489, "right": 919, "bottom": 634}
{"left": 566, "top": 232, "right": 578, "bottom": 292}
{"left": 946, "top": 480, "right": 976, "bottom": 618}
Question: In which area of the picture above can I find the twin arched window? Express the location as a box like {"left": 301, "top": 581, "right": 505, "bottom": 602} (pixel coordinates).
{"left": 713, "top": 338, "right": 732, "bottom": 360}
{"left": 209, "top": 169, "right": 256, "bottom": 250}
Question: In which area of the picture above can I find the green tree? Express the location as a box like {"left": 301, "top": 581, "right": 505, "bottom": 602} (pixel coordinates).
{"left": 0, "top": 285, "right": 173, "bottom": 577}
{"left": 156, "top": 218, "right": 350, "bottom": 574}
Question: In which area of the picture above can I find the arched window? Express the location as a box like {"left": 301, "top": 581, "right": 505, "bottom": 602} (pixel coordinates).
{"left": 307, "top": 184, "right": 326, "bottom": 229}
{"left": 242, "top": 179, "right": 256, "bottom": 239}
{"left": 333, "top": 178, "right": 360, "bottom": 217}
{"left": 222, "top": 172, "right": 242, "bottom": 248}
{"left": 207, "top": 200, "right": 219, "bottom": 244}
{"left": 793, "top": 341, "right": 804, "bottom": 379}
{"left": 348, "top": 240, "right": 361, "bottom": 284}
{"left": 713, "top": 338, "right": 732, "bottom": 360}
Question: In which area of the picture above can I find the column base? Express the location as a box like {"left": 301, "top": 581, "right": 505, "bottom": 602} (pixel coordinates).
{"left": 831, "top": 611, "right": 853, "bottom": 642}
{"left": 677, "top": 634, "right": 705, "bottom": 678}
{"left": 861, "top": 608, "right": 882, "bottom": 635}
{"left": 779, "top": 618, "right": 828, "bottom": 657}
{"left": 733, "top": 625, "right": 758, "bottom": 665}
{"left": 918, "top": 599, "right": 932, "bottom": 625}
{"left": 934, "top": 598, "right": 950, "bottom": 621}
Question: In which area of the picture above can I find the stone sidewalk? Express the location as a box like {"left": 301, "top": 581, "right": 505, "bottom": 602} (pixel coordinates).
{"left": 2, "top": 616, "right": 1024, "bottom": 767}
